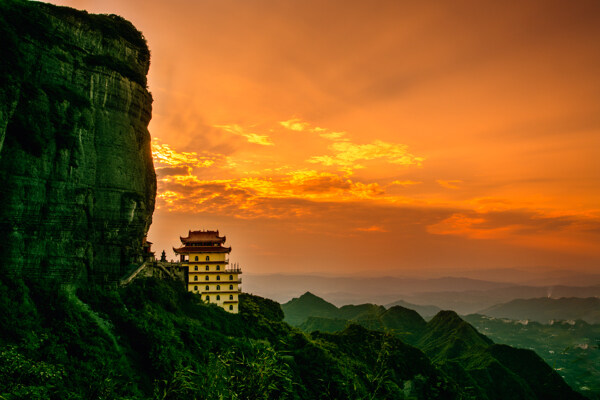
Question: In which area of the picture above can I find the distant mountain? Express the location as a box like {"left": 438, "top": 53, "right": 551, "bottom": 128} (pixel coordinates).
{"left": 284, "top": 292, "right": 584, "bottom": 399}
{"left": 281, "top": 291, "right": 338, "bottom": 325}
{"left": 337, "top": 303, "right": 386, "bottom": 320}
{"left": 403, "top": 285, "right": 600, "bottom": 314}
{"left": 297, "top": 306, "right": 427, "bottom": 341}
{"left": 244, "top": 274, "right": 514, "bottom": 305}
{"left": 385, "top": 299, "right": 441, "bottom": 318}
{"left": 245, "top": 273, "right": 600, "bottom": 314}
{"left": 479, "top": 297, "right": 600, "bottom": 324}
{"left": 439, "top": 267, "right": 600, "bottom": 287}
{"left": 286, "top": 292, "right": 427, "bottom": 341}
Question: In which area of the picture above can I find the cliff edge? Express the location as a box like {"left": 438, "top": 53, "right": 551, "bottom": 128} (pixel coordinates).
{"left": 0, "top": 0, "right": 156, "bottom": 282}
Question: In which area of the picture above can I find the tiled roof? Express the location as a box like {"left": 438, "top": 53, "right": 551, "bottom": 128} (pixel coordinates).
{"left": 180, "top": 230, "right": 226, "bottom": 243}
{"left": 173, "top": 245, "right": 232, "bottom": 254}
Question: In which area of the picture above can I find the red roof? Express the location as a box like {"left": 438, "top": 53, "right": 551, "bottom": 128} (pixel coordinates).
{"left": 180, "top": 230, "right": 226, "bottom": 244}
{"left": 173, "top": 245, "right": 232, "bottom": 254}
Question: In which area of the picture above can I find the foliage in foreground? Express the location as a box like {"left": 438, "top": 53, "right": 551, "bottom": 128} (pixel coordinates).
{"left": 0, "top": 272, "right": 459, "bottom": 400}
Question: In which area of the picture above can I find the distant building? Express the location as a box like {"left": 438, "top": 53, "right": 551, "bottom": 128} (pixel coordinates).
{"left": 173, "top": 230, "right": 242, "bottom": 313}
{"left": 141, "top": 237, "right": 155, "bottom": 262}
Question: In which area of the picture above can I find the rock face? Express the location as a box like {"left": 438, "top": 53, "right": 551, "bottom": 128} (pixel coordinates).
{"left": 0, "top": 1, "right": 156, "bottom": 282}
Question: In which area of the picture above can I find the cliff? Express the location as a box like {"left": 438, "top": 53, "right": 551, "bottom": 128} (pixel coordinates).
{"left": 0, "top": 0, "right": 156, "bottom": 282}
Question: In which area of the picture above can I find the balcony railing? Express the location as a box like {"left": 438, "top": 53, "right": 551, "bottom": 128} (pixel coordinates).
{"left": 225, "top": 268, "right": 242, "bottom": 274}
{"left": 180, "top": 259, "right": 229, "bottom": 264}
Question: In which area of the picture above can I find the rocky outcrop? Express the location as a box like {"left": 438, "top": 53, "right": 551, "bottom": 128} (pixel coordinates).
{"left": 0, "top": 1, "right": 156, "bottom": 282}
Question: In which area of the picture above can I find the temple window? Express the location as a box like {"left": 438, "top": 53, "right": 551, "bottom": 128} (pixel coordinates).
{"left": 194, "top": 266, "right": 198, "bottom": 271}
{"left": 205, "top": 265, "right": 209, "bottom": 271}
{"left": 229, "top": 285, "right": 233, "bottom": 290}
{"left": 216, "top": 265, "right": 220, "bottom": 271}
{"left": 229, "top": 275, "right": 233, "bottom": 280}
{"left": 205, "top": 285, "right": 209, "bottom": 290}
{"left": 194, "top": 286, "right": 198, "bottom": 291}
{"left": 216, "top": 295, "right": 220, "bottom": 300}
{"left": 205, "top": 295, "right": 209, "bottom": 301}
{"left": 216, "top": 276, "right": 220, "bottom": 281}
{"left": 205, "top": 276, "right": 209, "bottom": 281}
{"left": 216, "top": 285, "right": 220, "bottom": 290}
{"left": 195, "top": 256, "right": 198, "bottom": 261}
{"left": 229, "top": 305, "right": 233, "bottom": 310}
{"left": 194, "top": 276, "right": 198, "bottom": 281}
{"left": 205, "top": 256, "right": 210, "bottom": 261}
{"left": 229, "top": 294, "right": 233, "bottom": 300}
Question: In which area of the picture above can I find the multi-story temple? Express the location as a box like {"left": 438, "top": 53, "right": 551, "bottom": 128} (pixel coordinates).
{"left": 173, "top": 230, "right": 242, "bottom": 313}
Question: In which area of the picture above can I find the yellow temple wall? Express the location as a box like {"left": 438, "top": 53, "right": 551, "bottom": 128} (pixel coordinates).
{"left": 187, "top": 253, "right": 227, "bottom": 262}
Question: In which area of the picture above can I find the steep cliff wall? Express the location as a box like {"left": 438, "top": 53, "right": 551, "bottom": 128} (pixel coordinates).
{"left": 0, "top": 1, "right": 156, "bottom": 282}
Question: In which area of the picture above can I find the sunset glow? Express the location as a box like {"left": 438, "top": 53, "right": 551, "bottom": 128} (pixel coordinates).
{"left": 49, "top": 0, "right": 600, "bottom": 277}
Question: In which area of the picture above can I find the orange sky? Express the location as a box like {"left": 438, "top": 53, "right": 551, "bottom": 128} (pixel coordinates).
{"left": 48, "top": 0, "right": 600, "bottom": 277}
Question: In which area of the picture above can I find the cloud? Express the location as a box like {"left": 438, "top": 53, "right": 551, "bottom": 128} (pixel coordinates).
{"left": 155, "top": 166, "right": 386, "bottom": 218}
{"left": 280, "top": 118, "right": 347, "bottom": 141}
{"left": 214, "top": 124, "right": 274, "bottom": 146}
{"left": 280, "top": 118, "right": 326, "bottom": 132}
{"left": 308, "top": 140, "right": 424, "bottom": 169}
{"left": 426, "top": 210, "right": 600, "bottom": 255}
{"left": 280, "top": 118, "right": 310, "bottom": 132}
{"left": 151, "top": 141, "right": 600, "bottom": 260}
{"left": 152, "top": 141, "right": 216, "bottom": 169}
{"left": 231, "top": 170, "right": 384, "bottom": 201}
{"left": 427, "top": 213, "right": 515, "bottom": 239}
{"left": 152, "top": 140, "right": 224, "bottom": 179}
{"left": 436, "top": 179, "right": 462, "bottom": 189}
{"left": 319, "top": 131, "right": 348, "bottom": 141}
{"left": 356, "top": 225, "right": 389, "bottom": 232}
{"left": 391, "top": 180, "right": 422, "bottom": 186}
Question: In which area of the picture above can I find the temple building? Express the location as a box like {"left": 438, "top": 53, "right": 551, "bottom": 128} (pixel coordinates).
{"left": 173, "top": 230, "right": 242, "bottom": 313}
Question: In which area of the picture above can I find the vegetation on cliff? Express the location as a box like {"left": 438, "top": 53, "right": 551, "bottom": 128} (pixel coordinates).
{"left": 0, "top": 0, "right": 156, "bottom": 283}
{"left": 0, "top": 269, "right": 588, "bottom": 399}
{"left": 0, "top": 272, "right": 461, "bottom": 399}
{"left": 0, "top": 0, "right": 149, "bottom": 87}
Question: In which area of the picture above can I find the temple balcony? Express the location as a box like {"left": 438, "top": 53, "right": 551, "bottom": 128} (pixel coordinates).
{"left": 178, "top": 258, "right": 230, "bottom": 264}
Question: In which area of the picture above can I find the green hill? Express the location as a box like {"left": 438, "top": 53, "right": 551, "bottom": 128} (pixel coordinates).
{"left": 385, "top": 299, "right": 441, "bottom": 318}
{"left": 417, "top": 310, "right": 493, "bottom": 358}
{"left": 286, "top": 293, "right": 427, "bottom": 342}
{"left": 297, "top": 306, "right": 426, "bottom": 343}
{"left": 284, "top": 293, "right": 585, "bottom": 399}
{"left": 299, "top": 316, "right": 350, "bottom": 333}
{"left": 380, "top": 306, "right": 427, "bottom": 334}
{"left": 415, "top": 310, "right": 583, "bottom": 400}
{"left": 281, "top": 292, "right": 339, "bottom": 325}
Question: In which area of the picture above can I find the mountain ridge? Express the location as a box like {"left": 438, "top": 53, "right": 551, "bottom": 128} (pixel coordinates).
{"left": 282, "top": 292, "right": 584, "bottom": 399}
{"left": 245, "top": 273, "right": 600, "bottom": 313}
{"left": 478, "top": 297, "right": 600, "bottom": 324}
